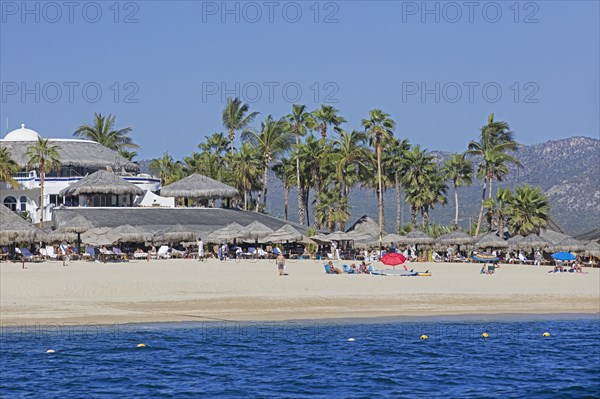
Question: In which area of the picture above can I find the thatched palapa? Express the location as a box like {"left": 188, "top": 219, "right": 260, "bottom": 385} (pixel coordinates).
{"left": 264, "top": 224, "right": 304, "bottom": 242}
{"left": 154, "top": 224, "right": 197, "bottom": 243}
{"left": 396, "top": 230, "right": 435, "bottom": 245}
{"left": 539, "top": 229, "right": 571, "bottom": 245}
{"left": 515, "top": 234, "right": 549, "bottom": 250}
{"left": 437, "top": 231, "right": 474, "bottom": 245}
{"left": 475, "top": 234, "right": 508, "bottom": 249}
{"left": 56, "top": 214, "right": 94, "bottom": 233}
{"left": 59, "top": 170, "right": 144, "bottom": 197}
{"left": 506, "top": 235, "right": 524, "bottom": 248}
{"left": 80, "top": 227, "right": 120, "bottom": 246}
{"left": 380, "top": 233, "right": 405, "bottom": 244}
{"left": 207, "top": 222, "right": 245, "bottom": 242}
{"left": 160, "top": 174, "right": 238, "bottom": 199}
{"left": 0, "top": 205, "right": 46, "bottom": 244}
{"left": 46, "top": 226, "right": 78, "bottom": 243}
{"left": 550, "top": 237, "right": 585, "bottom": 253}
{"left": 239, "top": 221, "right": 274, "bottom": 240}
{"left": 113, "top": 224, "right": 153, "bottom": 243}
{"left": 583, "top": 241, "right": 600, "bottom": 257}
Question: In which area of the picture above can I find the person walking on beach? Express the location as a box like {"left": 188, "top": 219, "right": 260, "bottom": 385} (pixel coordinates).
{"left": 276, "top": 253, "right": 287, "bottom": 276}
{"left": 197, "top": 237, "right": 204, "bottom": 261}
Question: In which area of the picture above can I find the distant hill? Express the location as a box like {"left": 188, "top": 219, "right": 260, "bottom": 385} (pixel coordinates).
{"left": 139, "top": 136, "right": 600, "bottom": 235}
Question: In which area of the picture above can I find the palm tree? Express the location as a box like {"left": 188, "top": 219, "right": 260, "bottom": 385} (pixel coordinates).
{"left": 506, "top": 185, "right": 550, "bottom": 235}
{"left": 362, "top": 109, "right": 396, "bottom": 245}
{"left": 242, "top": 115, "right": 293, "bottom": 210}
{"left": 25, "top": 138, "right": 61, "bottom": 227}
{"left": 199, "top": 132, "right": 229, "bottom": 156}
{"left": 150, "top": 152, "right": 179, "bottom": 186}
{"left": 420, "top": 169, "right": 448, "bottom": 226}
{"left": 74, "top": 113, "right": 139, "bottom": 151}
{"left": 466, "top": 113, "right": 519, "bottom": 236}
{"left": 402, "top": 145, "right": 436, "bottom": 226}
{"left": 222, "top": 97, "right": 259, "bottom": 155}
{"left": 383, "top": 137, "right": 410, "bottom": 232}
{"left": 484, "top": 187, "right": 512, "bottom": 235}
{"left": 119, "top": 149, "right": 137, "bottom": 161}
{"left": 272, "top": 158, "right": 296, "bottom": 220}
{"left": 312, "top": 105, "right": 346, "bottom": 139}
{"left": 287, "top": 104, "right": 316, "bottom": 225}
{"left": 230, "top": 143, "right": 262, "bottom": 210}
{"left": 0, "top": 147, "right": 19, "bottom": 189}
{"left": 331, "top": 128, "right": 370, "bottom": 200}
{"left": 442, "top": 153, "right": 473, "bottom": 226}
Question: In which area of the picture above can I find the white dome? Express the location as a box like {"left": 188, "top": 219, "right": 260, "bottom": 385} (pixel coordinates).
{"left": 3, "top": 124, "right": 41, "bottom": 141}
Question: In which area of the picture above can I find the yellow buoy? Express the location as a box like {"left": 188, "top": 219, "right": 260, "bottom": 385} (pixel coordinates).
{"left": 136, "top": 343, "right": 146, "bottom": 348}
{"left": 347, "top": 338, "right": 355, "bottom": 342}
{"left": 481, "top": 332, "right": 489, "bottom": 338}
{"left": 543, "top": 332, "right": 551, "bottom": 337}
{"left": 46, "top": 349, "right": 56, "bottom": 353}
{"left": 420, "top": 335, "right": 429, "bottom": 340}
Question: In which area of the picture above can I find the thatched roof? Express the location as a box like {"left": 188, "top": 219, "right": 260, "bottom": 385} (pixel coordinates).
{"left": 346, "top": 215, "right": 383, "bottom": 237}
{"left": 549, "top": 237, "right": 585, "bottom": 253}
{"left": 264, "top": 224, "right": 304, "bottom": 242}
{"left": 515, "top": 234, "right": 549, "bottom": 250}
{"left": 55, "top": 214, "right": 93, "bottom": 233}
{"left": 113, "top": 224, "right": 152, "bottom": 243}
{"left": 160, "top": 174, "right": 238, "bottom": 199}
{"left": 396, "top": 230, "right": 435, "bottom": 245}
{"left": 0, "top": 205, "right": 46, "bottom": 244}
{"left": 59, "top": 170, "right": 143, "bottom": 197}
{"left": 80, "top": 227, "right": 120, "bottom": 246}
{"left": 575, "top": 228, "right": 600, "bottom": 243}
{"left": 239, "top": 221, "right": 274, "bottom": 240}
{"left": 154, "top": 224, "right": 197, "bottom": 243}
{"left": 0, "top": 139, "right": 139, "bottom": 172}
{"left": 506, "top": 235, "right": 524, "bottom": 247}
{"left": 539, "top": 229, "right": 571, "bottom": 245}
{"left": 207, "top": 222, "right": 245, "bottom": 242}
{"left": 46, "top": 226, "right": 78, "bottom": 243}
{"left": 380, "top": 233, "right": 405, "bottom": 244}
{"left": 51, "top": 208, "right": 308, "bottom": 240}
{"left": 584, "top": 241, "right": 600, "bottom": 257}
{"left": 475, "top": 234, "right": 508, "bottom": 248}
{"left": 437, "top": 231, "right": 474, "bottom": 245}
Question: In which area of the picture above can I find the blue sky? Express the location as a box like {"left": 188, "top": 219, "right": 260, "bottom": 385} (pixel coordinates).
{"left": 1, "top": 0, "right": 598, "bottom": 159}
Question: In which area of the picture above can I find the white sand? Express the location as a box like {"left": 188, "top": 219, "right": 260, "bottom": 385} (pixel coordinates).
{"left": 1, "top": 259, "right": 598, "bottom": 325}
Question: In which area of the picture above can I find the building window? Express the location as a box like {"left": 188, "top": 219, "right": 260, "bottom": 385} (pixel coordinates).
{"left": 19, "top": 196, "right": 27, "bottom": 212}
{"left": 3, "top": 196, "right": 17, "bottom": 211}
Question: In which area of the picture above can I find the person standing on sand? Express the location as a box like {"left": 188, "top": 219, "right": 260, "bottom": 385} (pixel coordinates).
{"left": 276, "top": 253, "right": 287, "bottom": 275}
{"left": 197, "top": 238, "right": 204, "bottom": 261}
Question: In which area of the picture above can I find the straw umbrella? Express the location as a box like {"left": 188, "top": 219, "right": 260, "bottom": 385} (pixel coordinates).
{"left": 584, "top": 241, "right": 600, "bottom": 257}
{"left": 56, "top": 214, "right": 93, "bottom": 254}
{"left": 550, "top": 237, "right": 585, "bottom": 253}
{"left": 154, "top": 224, "right": 196, "bottom": 244}
{"left": 539, "top": 229, "right": 571, "bottom": 245}
{"left": 46, "top": 226, "right": 77, "bottom": 243}
{"left": 381, "top": 233, "right": 405, "bottom": 244}
{"left": 265, "top": 224, "right": 304, "bottom": 242}
{"left": 396, "top": 230, "right": 435, "bottom": 245}
{"left": 437, "top": 231, "right": 474, "bottom": 246}
{"left": 475, "top": 234, "right": 508, "bottom": 249}
{"left": 113, "top": 224, "right": 153, "bottom": 243}
{"left": 516, "top": 234, "right": 549, "bottom": 251}
{"left": 80, "top": 227, "right": 120, "bottom": 246}
{"left": 239, "top": 221, "right": 274, "bottom": 240}
{"left": 207, "top": 222, "right": 245, "bottom": 242}
{"left": 506, "top": 235, "right": 524, "bottom": 248}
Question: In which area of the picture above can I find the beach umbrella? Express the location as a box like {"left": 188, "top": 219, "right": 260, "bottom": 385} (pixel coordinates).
{"left": 325, "top": 231, "right": 356, "bottom": 241}
{"left": 551, "top": 251, "right": 576, "bottom": 261}
{"left": 583, "top": 241, "right": 600, "bottom": 257}
{"left": 475, "top": 234, "right": 508, "bottom": 249}
{"left": 539, "top": 229, "right": 572, "bottom": 245}
{"left": 506, "top": 235, "right": 524, "bottom": 248}
{"left": 154, "top": 224, "right": 196, "bottom": 244}
{"left": 380, "top": 233, "right": 405, "bottom": 244}
{"left": 264, "top": 224, "right": 304, "bottom": 242}
{"left": 239, "top": 221, "right": 274, "bottom": 240}
{"left": 207, "top": 222, "right": 245, "bottom": 242}
{"left": 515, "top": 234, "right": 549, "bottom": 251}
{"left": 472, "top": 253, "right": 500, "bottom": 263}
{"left": 113, "top": 224, "right": 153, "bottom": 243}
{"left": 380, "top": 252, "right": 407, "bottom": 268}
{"left": 46, "top": 226, "right": 77, "bottom": 243}
{"left": 80, "top": 227, "right": 120, "bottom": 246}
{"left": 396, "top": 230, "right": 435, "bottom": 245}
{"left": 345, "top": 215, "right": 384, "bottom": 239}
{"left": 56, "top": 214, "right": 93, "bottom": 254}
{"left": 550, "top": 237, "right": 585, "bottom": 253}
{"left": 437, "top": 231, "right": 474, "bottom": 245}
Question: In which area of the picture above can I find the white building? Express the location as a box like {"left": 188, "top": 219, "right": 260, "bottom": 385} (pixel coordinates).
{"left": 0, "top": 124, "right": 160, "bottom": 224}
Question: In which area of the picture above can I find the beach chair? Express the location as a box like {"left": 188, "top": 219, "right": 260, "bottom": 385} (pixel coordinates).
{"left": 156, "top": 245, "right": 170, "bottom": 259}
{"left": 84, "top": 246, "right": 96, "bottom": 261}
{"left": 243, "top": 247, "right": 257, "bottom": 258}
{"left": 323, "top": 264, "right": 333, "bottom": 274}
{"left": 112, "top": 247, "right": 128, "bottom": 261}
{"left": 45, "top": 246, "right": 59, "bottom": 260}
{"left": 19, "top": 248, "right": 44, "bottom": 262}
{"left": 342, "top": 264, "right": 357, "bottom": 274}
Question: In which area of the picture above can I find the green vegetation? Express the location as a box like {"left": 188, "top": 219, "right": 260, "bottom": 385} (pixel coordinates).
{"left": 75, "top": 113, "right": 139, "bottom": 154}
{"left": 25, "top": 138, "right": 61, "bottom": 227}
{"left": 0, "top": 147, "right": 19, "bottom": 189}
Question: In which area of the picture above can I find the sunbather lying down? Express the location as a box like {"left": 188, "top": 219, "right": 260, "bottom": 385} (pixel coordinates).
{"left": 327, "top": 261, "right": 343, "bottom": 274}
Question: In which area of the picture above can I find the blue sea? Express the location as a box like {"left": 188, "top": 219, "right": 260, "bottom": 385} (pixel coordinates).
{"left": 1, "top": 316, "right": 599, "bottom": 398}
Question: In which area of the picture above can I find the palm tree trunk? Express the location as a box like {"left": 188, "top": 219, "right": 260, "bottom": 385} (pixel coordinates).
{"left": 377, "top": 143, "right": 384, "bottom": 246}
{"left": 395, "top": 173, "right": 402, "bottom": 233}
{"left": 39, "top": 170, "right": 45, "bottom": 228}
{"left": 284, "top": 184, "right": 289, "bottom": 220}
{"left": 313, "top": 184, "right": 322, "bottom": 229}
{"left": 488, "top": 177, "right": 493, "bottom": 199}
{"left": 475, "top": 181, "right": 487, "bottom": 236}
{"left": 454, "top": 182, "right": 459, "bottom": 226}
{"left": 304, "top": 186, "right": 310, "bottom": 226}
{"left": 423, "top": 206, "right": 430, "bottom": 227}
{"left": 243, "top": 190, "right": 247, "bottom": 210}
{"left": 410, "top": 205, "right": 417, "bottom": 225}
{"left": 295, "top": 131, "right": 304, "bottom": 225}
{"left": 229, "top": 129, "right": 235, "bottom": 155}
{"left": 262, "top": 161, "right": 269, "bottom": 210}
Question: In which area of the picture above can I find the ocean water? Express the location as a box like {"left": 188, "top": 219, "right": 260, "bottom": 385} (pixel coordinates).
{"left": 1, "top": 317, "right": 599, "bottom": 398}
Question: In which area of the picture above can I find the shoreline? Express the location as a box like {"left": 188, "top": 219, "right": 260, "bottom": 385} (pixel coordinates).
{"left": 2, "top": 259, "right": 599, "bottom": 327}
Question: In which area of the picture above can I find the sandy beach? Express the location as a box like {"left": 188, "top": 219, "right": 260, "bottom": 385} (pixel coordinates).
{"left": 1, "top": 259, "right": 598, "bottom": 326}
